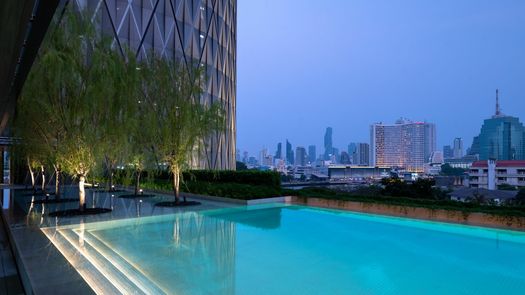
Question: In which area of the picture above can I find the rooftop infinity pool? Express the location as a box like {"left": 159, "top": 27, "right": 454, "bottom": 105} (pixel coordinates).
{"left": 42, "top": 203, "right": 525, "bottom": 294}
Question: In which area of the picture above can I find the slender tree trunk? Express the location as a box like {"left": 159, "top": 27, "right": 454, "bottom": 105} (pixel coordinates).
{"left": 54, "top": 164, "right": 61, "bottom": 199}
{"left": 41, "top": 166, "right": 46, "bottom": 194}
{"left": 134, "top": 169, "right": 142, "bottom": 195}
{"left": 79, "top": 174, "right": 86, "bottom": 212}
{"left": 28, "top": 164, "right": 36, "bottom": 193}
{"left": 172, "top": 168, "right": 180, "bottom": 204}
{"left": 105, "top": 157, "right": 114, "bottom": 192}
{"left": 109, "top": 170, "right": 114, "bottom": 191}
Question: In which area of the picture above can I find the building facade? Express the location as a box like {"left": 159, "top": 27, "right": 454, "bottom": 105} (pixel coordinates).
{"left": 453, "top": 138, "right": 464, "bottom": 159}
{"left": 73, "top": 0, "right": 237, "bottom": 170}
{"left": 286, "top": 140, "right": 294, "bottom": 165}
{"left": 324, "top": 127, "right": 333, "bottom": 160}
{"left": 371, "top": 119, "right": 436, "bottom": 172}
{"left": 308, "top": 145, "right": 316, "bottom": 164}
{"left": 469, "top": 160, "right": 525, "bottom": 190}
{"left": 295, "top": 146, "right": 307, "bottom": 167}
{"left": 443, "top": 145, "right": 453, "bottom": 159}
{"left": 469, "top": 91, "right": 525, "bottom": 161}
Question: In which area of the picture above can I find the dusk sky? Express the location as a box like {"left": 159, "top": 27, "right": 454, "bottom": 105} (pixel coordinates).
{"left": 236, "top": 0, "right": 525, "bottom": 157}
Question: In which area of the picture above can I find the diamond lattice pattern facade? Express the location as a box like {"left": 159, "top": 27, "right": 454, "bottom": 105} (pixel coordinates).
{"left": 72, "top": 0, "right": 236, "bottom": 170}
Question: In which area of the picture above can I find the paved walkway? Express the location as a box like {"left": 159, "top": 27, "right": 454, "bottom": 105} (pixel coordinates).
{"left": 0, "top": 216, "right": 24, "bottom": 295}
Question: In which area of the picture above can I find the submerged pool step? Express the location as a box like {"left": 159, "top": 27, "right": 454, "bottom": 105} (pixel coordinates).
{"left": 58, "top": 229, "right": 161, "bottom": 295}
{"left": 72, "top": 230, "right": 167, "bottom": 295}
{"left": 45, "top": 229, "right": 123, "bottom": 295}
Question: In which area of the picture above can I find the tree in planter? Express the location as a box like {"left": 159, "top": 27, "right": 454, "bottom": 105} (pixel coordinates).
{"left": 20, "top": 10, "right": 114, "bottom": 214}
{"left": 142, "top": 56, "right": 224, "bottom": 206}
{"left": 94, "top": 49, "right": 141, "bottom": 192}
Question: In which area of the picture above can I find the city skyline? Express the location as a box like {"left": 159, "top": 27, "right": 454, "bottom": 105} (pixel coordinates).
{"left": 237, "top": 0, "right": 525, "bottom": 157}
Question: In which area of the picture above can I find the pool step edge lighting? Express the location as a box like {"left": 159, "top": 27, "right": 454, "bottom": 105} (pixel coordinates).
{"left": 42, "top": 227, "right": 167, "bottom": 295}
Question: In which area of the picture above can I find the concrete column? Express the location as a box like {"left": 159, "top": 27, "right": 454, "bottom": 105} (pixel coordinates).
{"left": 0, "top": 146, "right": 4, "bottom": 184}
{"left": 488, "top": 159, "right": 496, "bottom": 190}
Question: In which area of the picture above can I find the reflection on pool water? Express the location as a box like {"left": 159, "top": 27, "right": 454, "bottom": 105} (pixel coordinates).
{"left": 42, "top": 203, "right": 525, "bottom": 295}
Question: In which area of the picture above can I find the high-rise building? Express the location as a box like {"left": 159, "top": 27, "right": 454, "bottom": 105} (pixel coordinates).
{"left": 67, "top": 0, "right": 237, "bottom": 170}
{"left": 453, "top": 138, "right": 464, "bottom": 159}
{"left": 308, "top": 145, "right": 316, "bottom": 164}
{"left": 371, "top": 118, "right": 436, "bottom": 172}
{"left": 236, "top": 149, "right": 241, "bottom": 162}
{"left": 324, "top": 127, "right": 333, "bottom": 160}
{"left": 275, "top": 143, "right": 282, "bottom": 159}
{"left": 332, "top": 147, "right": 340, "bottom": 163}
{"left": 424, "top": 123, "right": 437, "bottom": 162}
{"left": 340, "top": 151, "right": 351, "bottom": 164}
{"left": 469, "top": 90, "right": 525, "bottom": 160}
{"left": 348, "top": 143, "right": 357, "bottom": 163}
{"left": 295, "top": 147, "right": 307, "bottom": 166}
{"left": 286, "top": 140, "right": 294, "bottom": 165}
{"left": 443, "top": 145, "right": 453, "bottom": 159}
{"left": 356, "top": 143, "right": 370, "bottom": 166}
{"left": 348, "top": 142, "right": 369, "bottom": 165}
{"left": 259, "top": 148, "right": 268, "bottom": 166}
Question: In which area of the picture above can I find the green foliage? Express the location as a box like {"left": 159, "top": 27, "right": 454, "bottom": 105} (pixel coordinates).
{"left": 497, "top": 183, "right": 517, "bottom": 191}
{"left": 381, "top": 177, "right": 439, "bottom": 199}
{"left": 236, "top": 161, "right": 248, "bottom": 171}
{"left": 440, "top": 164, "right": 467, "bottom": 176}
{"left": 516, "top": 188, "right": 525, "bottom": 206}
{"left": 136, "top": 170, "right": 282, "bottom": 200}
{"left": 139, "top": 55, "right": 225, "bottom": 201}
{"left": 182, "top": 170, "right": 281, "bottom": 189}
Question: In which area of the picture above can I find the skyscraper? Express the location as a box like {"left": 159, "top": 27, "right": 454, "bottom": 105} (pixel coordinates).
{"left": 324, "top": 127, "right": 333, "bottom": 160}
{"left": 68, "top": 0, "right": 237, "bottom": 170}
{"left": 275, "top": 143, "right": 282, "bottom": 159}
{"left": 286, "top": 140, "right": 294, "bottom": 165}
{"left": 332, "top": 147, "right": 340, "bottom": 163}
{"left": 470, "top": 90, "right": 525, "bottom": 160}
{"left": 371, "top": 119, "right": 436, "bottom": 172}
{"left": 356, "top": 143, "right": 370, "bottom": 166}
{"left": 424, "top": 123, "right": 437, "bottom": 162}
{"left": 308, "top": 145, "right": 316, "bottom": 164}
{"left": 295, "top": 146, "right": 307, "bottom": 166}
{"left": 340, "top": 151, "right": 351, "bottom": 164}
{"left": 348, "top": 143, "right": 357, "bottom": 161}
{"left": 453, "top": 138, "right": 464, "bottom": 159}
{"left": 443, "top": 145, "right": 453, "bottom": 159}
{"left": 348, "top": 142, "right": 369, "bottom": 165}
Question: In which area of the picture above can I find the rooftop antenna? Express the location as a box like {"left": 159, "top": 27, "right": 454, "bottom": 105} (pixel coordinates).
{"left": 495, "top": 89, "right": 501, "bottom": 116}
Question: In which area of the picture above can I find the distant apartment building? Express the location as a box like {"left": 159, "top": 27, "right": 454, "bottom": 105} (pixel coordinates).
{"left": 453, "top": 138, "right": 464, "bottom": 159}
{"left": 370, "top": 118, "right": 436, "bottom": 172}
{"left": 469, "top": 160, "right": 525, "bottom": 190}
{"left": 308, "top": 145, "right": 316, "bottom": 164}
{"left": 295, "top": 146, "right": 307, "bottom": 166}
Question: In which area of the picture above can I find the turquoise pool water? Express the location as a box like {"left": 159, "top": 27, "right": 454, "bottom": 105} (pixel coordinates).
{"left": 48, "top": 204, "right": 525, "bottom": 294}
